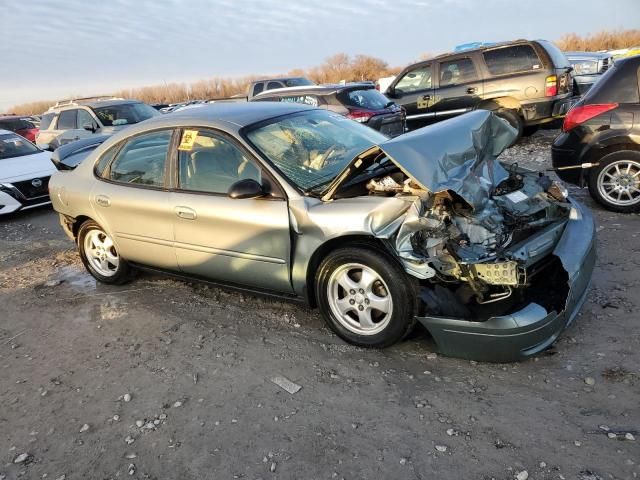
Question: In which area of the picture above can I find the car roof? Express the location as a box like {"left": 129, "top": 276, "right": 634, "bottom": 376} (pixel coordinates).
{"left": 254, "top": 82, "right": 374, "bottom": 98}
{"left": 254, "top": 76, "right": 309, "bottom": 82}
{"left": 48, "top": 99, "right": 140, "bottom": 112}
{"left": 147, "top": 102, "right": 317, "bottom": 129}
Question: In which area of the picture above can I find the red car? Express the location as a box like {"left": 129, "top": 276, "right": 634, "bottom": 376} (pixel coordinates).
{"left": 0, "top": 116, "right": 39, "bottom": 142}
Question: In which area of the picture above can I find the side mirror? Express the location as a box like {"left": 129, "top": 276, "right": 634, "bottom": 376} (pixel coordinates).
{"left": 228, "top": 179, "right": 265, "bottom": 199}
{"left": 83, "top": 123, "right": 96, "bottom": 133}
{"left": 386, "top": 87, "right": 397, "bottom": 98}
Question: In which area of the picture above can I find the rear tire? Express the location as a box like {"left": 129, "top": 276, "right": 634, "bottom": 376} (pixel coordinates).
{"left": 587, "top": 150, "right": 640, "bottom": 213}
{"left": 494, "top": 109, "right": 523, "bottom": 146}
{"left": 78, "top": 220, "right": 132, "bottom": 284}
{"left": 315, "top": 247, "right": 416, "bottom": 348}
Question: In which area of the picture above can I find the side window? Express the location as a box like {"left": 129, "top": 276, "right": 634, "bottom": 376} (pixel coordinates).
{"left": 178, "top": 131, "right": 261, "bottom": 195}
{"left": 278, "top": 95, "right": 320, "bottom": 107}
{"left": 57, "top": 110, "right": 77, "bottom": 130}
{"left": 394, "top": 65, "right": 432, "bottom": 93}
{"left": 95, "top": 146, "right": 118, "bottom": 177}
{"left": 77, "top": 109, "right": 97, "bottom": 130}
{"left": 253, "top": 95, "right": 276, "bottom": 102}
{"left": 483, "top": 45, "right": 542, "bottom": 76}
{"left": 439, "top": 58, "right": 478, "bottom": 86}
{"left": 108, "top": 130, "right": 172, "bottom": 187}
{"left": 40, "top": 112, "right": 55, "bottom": 130}
{"left": 252, "top": 82, "right": 265, "bottom": 97}
{"left": 267, "top": 81, "right": 284, "bottom": 90}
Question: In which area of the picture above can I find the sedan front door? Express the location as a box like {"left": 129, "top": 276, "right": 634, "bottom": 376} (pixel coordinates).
{"left": 169, "top": 129, "right": 293, "bottom": 293}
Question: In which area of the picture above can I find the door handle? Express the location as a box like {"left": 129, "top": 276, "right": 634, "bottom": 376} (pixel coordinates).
{"left": 175, "top": 206, "right": 197, "bottom": 220}
{"left": 466, "top": 87, "right": 477, "bottom": 94}
{"left": 95, "top": 194, "right": 111, "bottom": 207}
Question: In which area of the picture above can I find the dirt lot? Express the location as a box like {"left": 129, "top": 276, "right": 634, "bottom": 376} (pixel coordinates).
{"left": 1, "top": 130, "right": 639, "bottom": 480}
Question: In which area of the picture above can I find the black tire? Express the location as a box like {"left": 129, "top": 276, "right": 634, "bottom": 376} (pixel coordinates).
{"left": 522, "top": 125, "right": 539, "bottom": 137}
{"left": 77, "top": 220, "right": 132, "bottom": 284}
{"left": 315, "top": 246, "right": 417, "bottom": 348}
{"left": 495, "top": 109, "right": 523, "bottom": 146}
{"left": 587, "top": 150, "right": 640, "bottom": 213}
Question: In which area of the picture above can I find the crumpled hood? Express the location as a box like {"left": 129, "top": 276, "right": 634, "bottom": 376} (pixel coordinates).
{"left": 325, "top": 110, "right": 517, "bottom": 210}
{"left": 377, "top": 110, "right": 517, "bottom": 209}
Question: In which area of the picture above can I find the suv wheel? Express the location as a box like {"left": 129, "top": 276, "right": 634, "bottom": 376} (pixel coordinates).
{"left": 495, "top": 109, "right": 523, "bottom": 145}
{"left": 78, "top": 220, "right": 131, "bottom": 284}
{"left": 315, "top": 247, "right": 416, "bottom": 348}
{"left": 588, "top": 150, "right": 640, "bottom": 213}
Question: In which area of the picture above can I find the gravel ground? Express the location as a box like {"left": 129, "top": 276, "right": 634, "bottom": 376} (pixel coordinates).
{"left": 1, "top": 130, "right": 639, "bottom": 480}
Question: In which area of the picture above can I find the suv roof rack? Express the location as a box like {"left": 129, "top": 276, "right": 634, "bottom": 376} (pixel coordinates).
{"left": 50, "top": 96, "right": 124, "bottom": 109}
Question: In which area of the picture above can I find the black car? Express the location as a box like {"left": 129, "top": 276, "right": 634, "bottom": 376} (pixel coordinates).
{"left": 385, "top": 39, "right": 575, "bottom": 140}
{"left": 251, "top": 83, "right": 406, "bottom": 137}
{"left": 552, "top": 55, "right": 640, "bottom": 213}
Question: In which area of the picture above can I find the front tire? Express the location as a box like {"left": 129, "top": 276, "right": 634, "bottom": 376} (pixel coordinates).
{"left": 588, "top": 150, "right": 640, "bottom": 213}
{"left": 78, "top": 220, "right": 131, "bottom": 284}
{"left": 315, "top": 247, "right": 416, "bottom": 348}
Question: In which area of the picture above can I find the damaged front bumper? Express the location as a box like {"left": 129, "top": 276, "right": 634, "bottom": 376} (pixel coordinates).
{"left": 416, "top": 199, "right": 596, "bottom": 363}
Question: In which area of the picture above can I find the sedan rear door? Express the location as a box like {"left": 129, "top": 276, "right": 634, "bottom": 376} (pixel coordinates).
{"left": 169, "top": 129, "right": 293, "bottom": 293}
{"left": 92, "top": 129, "right": 178, "bottom": 270}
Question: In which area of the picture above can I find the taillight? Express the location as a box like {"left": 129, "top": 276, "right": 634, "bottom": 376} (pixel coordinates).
{"left": 545, "top": 75, "right": 557, "bottom": 97}
{"left": 562, "top": 103, "right": 618, "bottom": 132}
{"left": 347, "top": 110, "right": 375, "bottom": 123}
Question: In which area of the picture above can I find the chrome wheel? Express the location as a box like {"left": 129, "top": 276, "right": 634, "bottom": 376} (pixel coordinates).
{"left": 83, "top": 229, "right": 119, "bottom": 277}
{"left": 597, "top": 159, "right": 640, "bottom": 206}
{"left": 327, "top": 263, "right": 393, "bottom": 336}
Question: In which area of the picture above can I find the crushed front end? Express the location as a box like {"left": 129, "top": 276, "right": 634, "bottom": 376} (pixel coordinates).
{"left": 326, "top": 110, "right": 596, "bottom": 362}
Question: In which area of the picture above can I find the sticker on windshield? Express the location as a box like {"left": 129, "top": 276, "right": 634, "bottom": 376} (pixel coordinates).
{"left": 178, "top": 130, "right": 199, "bottom": 151}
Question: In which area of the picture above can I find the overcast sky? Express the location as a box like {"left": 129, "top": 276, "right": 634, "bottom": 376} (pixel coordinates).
{"left": 1, "top": 0, "right": 638, "bottom": 110}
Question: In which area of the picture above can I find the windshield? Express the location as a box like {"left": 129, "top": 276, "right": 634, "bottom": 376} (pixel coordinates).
{"left": 92, "top": 102, "right": 159, "bottom": 127}
{"left": 245, "top": 110, "right": 387, "bottom": 193}
{"left": 0, "top": 133, "right": 40, "bottom": 159}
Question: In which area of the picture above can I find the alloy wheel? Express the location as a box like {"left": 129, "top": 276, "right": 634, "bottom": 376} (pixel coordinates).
{"left": 597, "top": 159, "right": 640, "bottom": 206}
{"left": 84, "top": 229, "right": 120, "bottom": 277}
{"left": 327, "top": 262, "right": 393, "bottom": 336}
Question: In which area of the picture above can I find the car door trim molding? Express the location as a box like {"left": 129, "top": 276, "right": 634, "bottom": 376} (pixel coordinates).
{"left": 406, "top": 112, "right": 437, "bottom": 120}
{"left": 116, "top": 232, "right": 286, "bottom": 264}
{"left": 174, "top": 240, "right": 286, "bottom": 264}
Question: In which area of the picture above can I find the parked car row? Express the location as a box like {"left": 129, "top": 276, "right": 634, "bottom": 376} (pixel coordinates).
{"left": 6, "top": 40, "right": 640, "bottom": 361}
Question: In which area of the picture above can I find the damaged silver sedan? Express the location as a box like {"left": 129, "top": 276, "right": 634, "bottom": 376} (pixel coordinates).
{"left": 49, "top": 103, "right": 595, "bottom": 362}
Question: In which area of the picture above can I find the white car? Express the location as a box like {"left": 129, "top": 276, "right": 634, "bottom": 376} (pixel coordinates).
{"left": 0, "top": 129, "right": 55, "bottom": 215}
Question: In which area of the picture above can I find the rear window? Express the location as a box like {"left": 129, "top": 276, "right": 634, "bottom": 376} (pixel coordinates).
{"left": 0, "top": 118, "right": 33, "bottom": 131}
{"left": 40, "top": 112, "right": 55, "bottom": 130}
{"left": 584, "top": 61, "right": 640, "bottom": 104}
{"left": 338, "top": 89, "right": 390, "bottom": 110}
{"left": 284, "top": 78, "right": 314, "bottom": 87}
{"left": 483, "top": 45, "right": 542, "bottom": 76}
{"left": 0, "top": 133, "right": 40, "bottom": 159}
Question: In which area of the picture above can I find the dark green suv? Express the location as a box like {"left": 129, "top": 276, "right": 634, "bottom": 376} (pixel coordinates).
{"left": 385, "top": 39, "right": 575, "bottom": 140}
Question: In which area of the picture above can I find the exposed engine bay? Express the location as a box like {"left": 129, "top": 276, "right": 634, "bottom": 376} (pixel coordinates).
{"left": 365, "top": 165, "right": 571, "bottom": 309}
{"left": 322, "top": 110, "right": 574, "bottom": 318}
